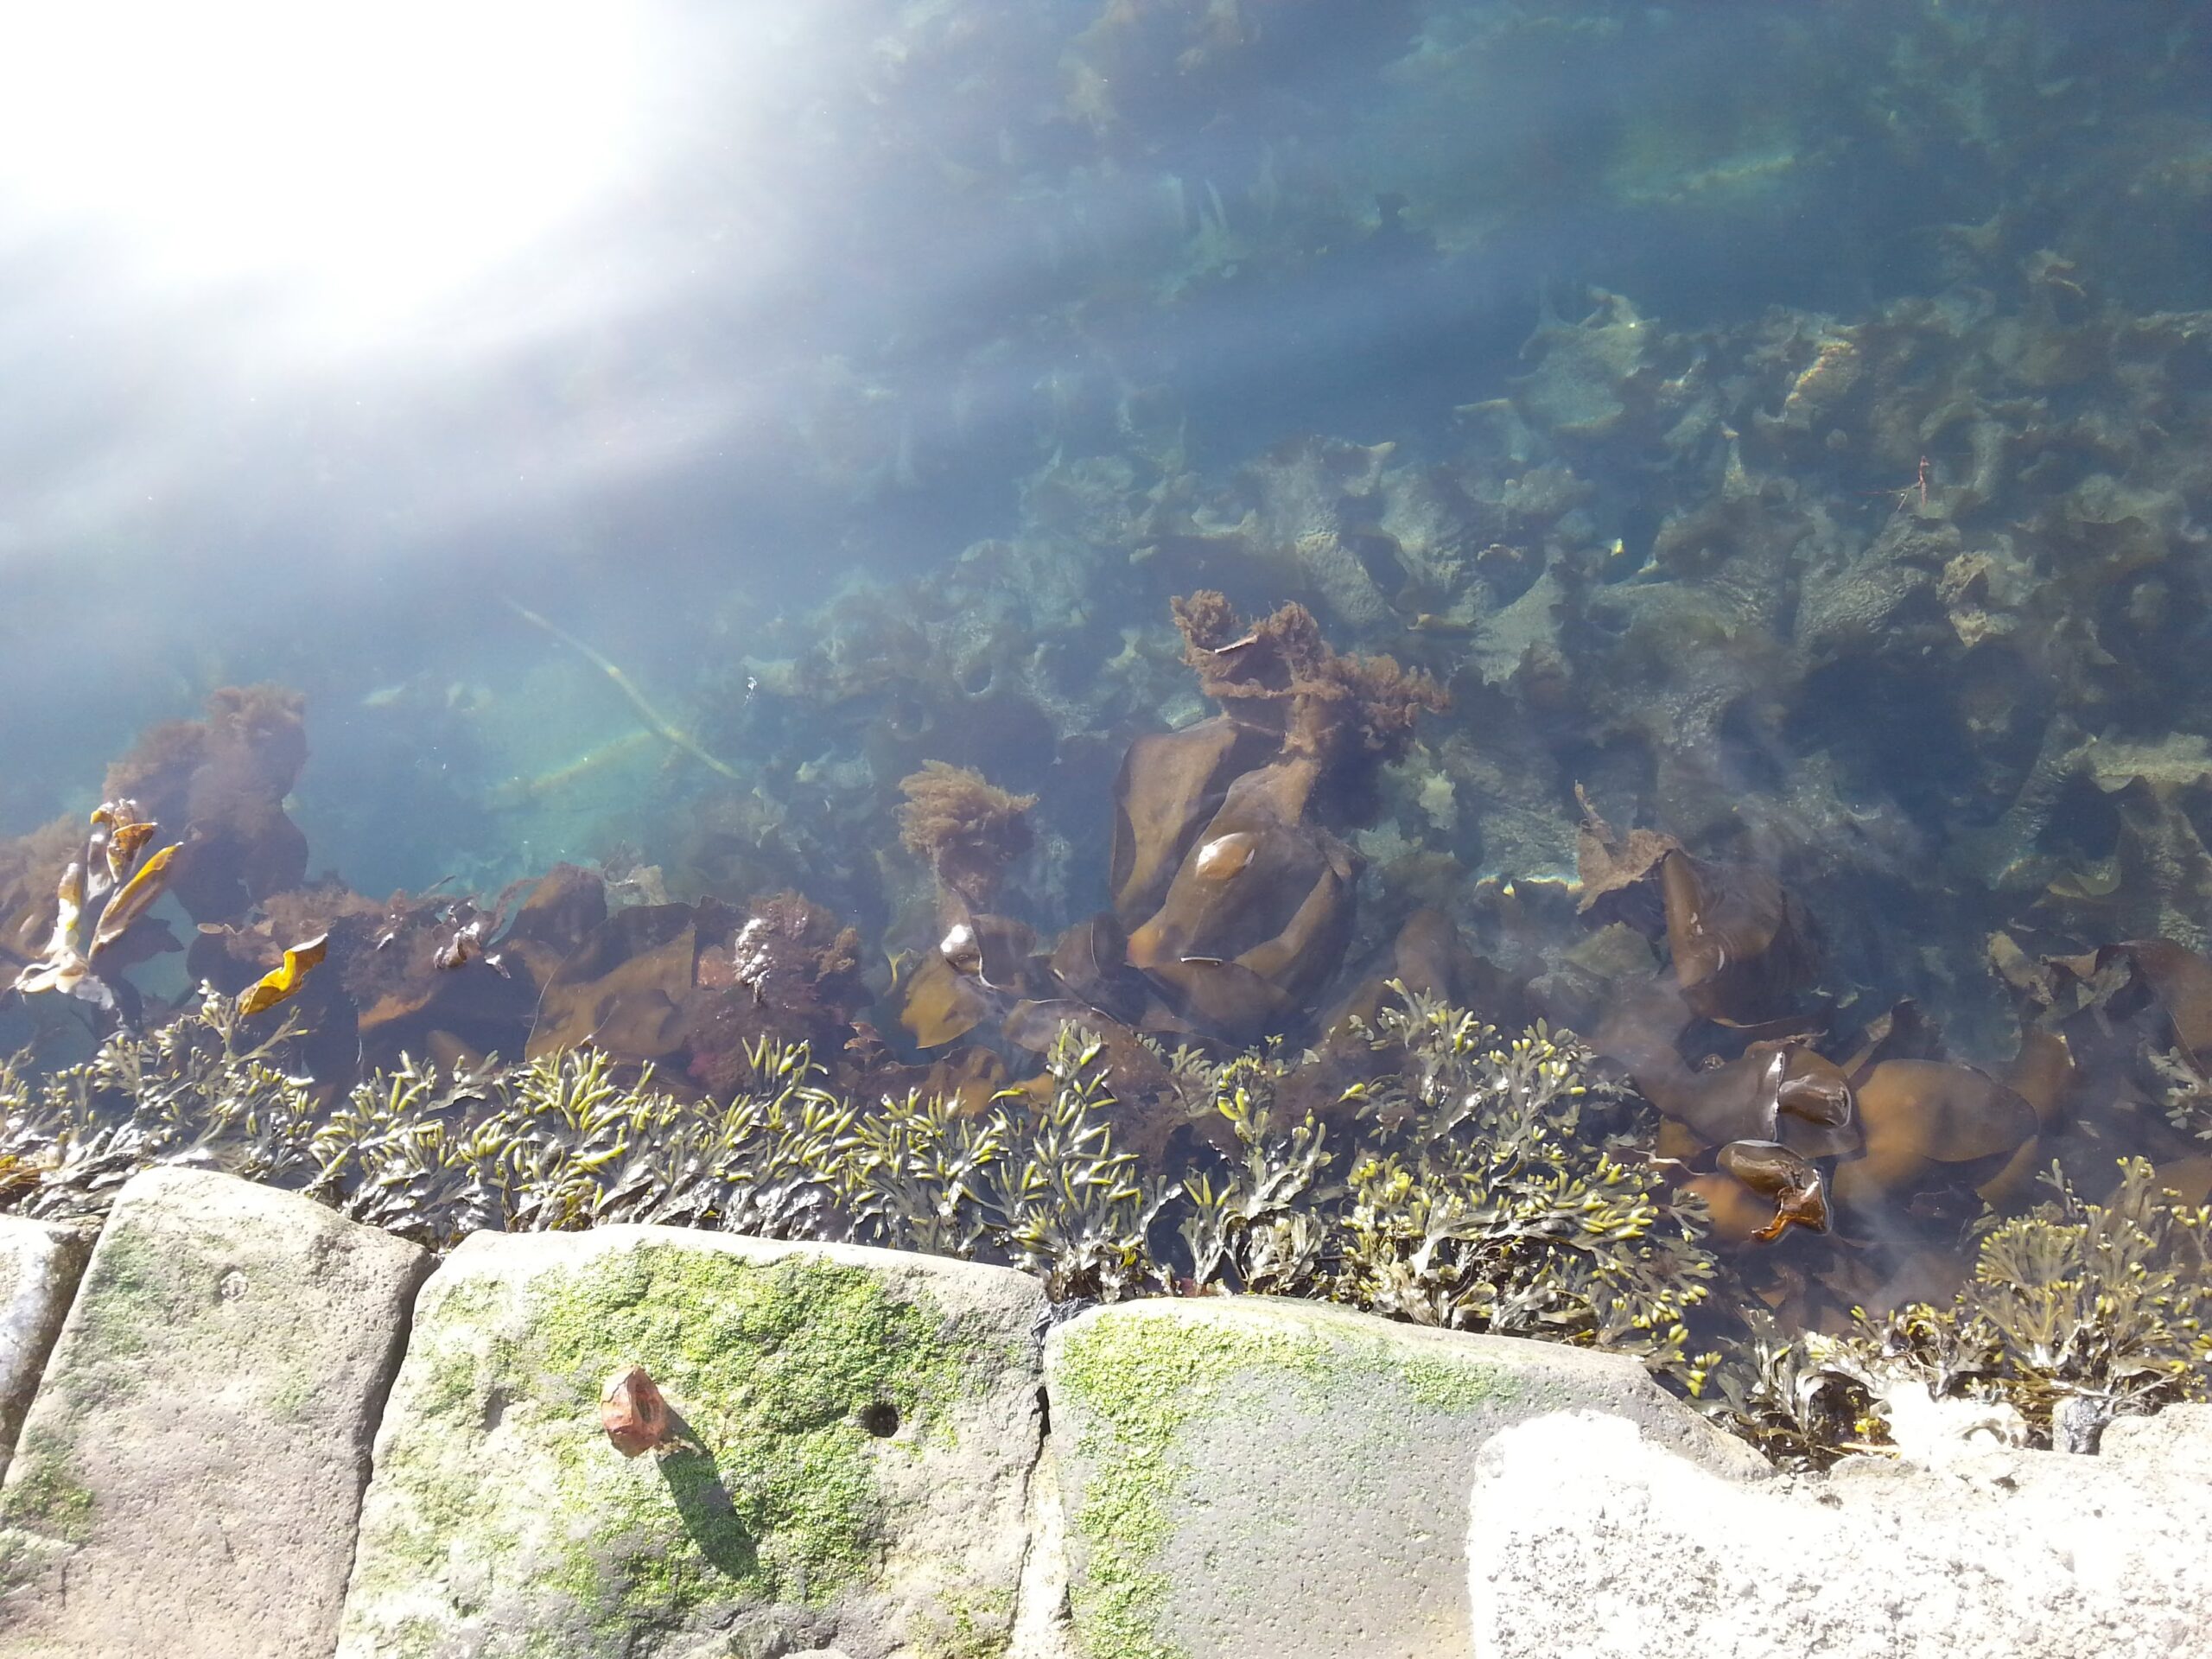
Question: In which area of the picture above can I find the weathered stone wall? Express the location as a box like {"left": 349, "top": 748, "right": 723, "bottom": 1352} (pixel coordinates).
{"left": 0, "top": 1219, "right": 88, "bottom": 1487}
{"left": 0, "top": 1169, "right": 429, "bottom": 1659}
{"left": 336, "top": 1226, "right": 1051, "bottom": 1659}
{"left": 1468, "top": 1405, "right": 2212, "bottom": 1659}
{"left": 0, "top": 1167, "right": 2202, "bottom": 1659}
{"left": 1041, "top": 1297, "right": 1761, "bottom": 1659}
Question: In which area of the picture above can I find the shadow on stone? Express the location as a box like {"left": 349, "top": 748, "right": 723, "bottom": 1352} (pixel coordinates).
{"left": 656, "top": 1408, "right": 757, "bottom": 1581}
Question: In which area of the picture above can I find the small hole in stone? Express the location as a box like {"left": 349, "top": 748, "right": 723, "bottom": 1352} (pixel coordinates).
{"left": 215, "top": 1268, "right": 248, "bottom": 1303}
{"left": 858, "top": 1402, "right": 899, "bottom": 1438}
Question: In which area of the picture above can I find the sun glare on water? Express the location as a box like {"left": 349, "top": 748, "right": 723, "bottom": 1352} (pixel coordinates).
{"left": 0, "top": 0, "right": 645, "bottom": 339}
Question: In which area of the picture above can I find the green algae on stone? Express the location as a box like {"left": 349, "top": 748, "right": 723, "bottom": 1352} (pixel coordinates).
{"left": 0, "top": 1427, "right": 94, "bottom": 1545}
{"left": 1052, "top": 1316, "right": 1319, "bottom": 1659}
{"left": 1049, "top": 1300, "right": 1677, "bottom": 1659}
{"left": 920, "top": 1584, "right": 1018, "bottom": 1659}
{"left": 0, "top": 1169, "right": 430, "bottom": 1656}
{"left": 536, "top": 1243, "right": 986, "bottom": 1609}
{"left": 1051, "top": 1306, "right": 1526, "bottom": 1659}
{"left": 59, "top": 1222, "right": 168, "bottom": 1399}
{"left": 341, "top": 1231, "right": 1041, "bottom": 1659}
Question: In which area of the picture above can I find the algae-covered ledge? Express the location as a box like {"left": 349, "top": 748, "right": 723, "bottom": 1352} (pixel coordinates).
{"left": 338, "top": 1224, "right": 1049, "bottom": 1659}
{"left": 1043, "top": 1296, "right": 1719, "bottom": 1659}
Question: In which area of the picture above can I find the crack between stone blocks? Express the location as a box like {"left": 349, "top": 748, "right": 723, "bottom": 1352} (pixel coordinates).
{"left": 1007, "top": 1373, "right": 1072, "bottom": 1659}
{"left": 326, "top": 1247, "right": 436, "bottom": 1656}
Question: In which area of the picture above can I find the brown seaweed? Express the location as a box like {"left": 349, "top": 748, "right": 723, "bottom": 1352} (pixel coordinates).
{"left": 83, "top": 799, "right": 154, "bottom": 905}
{"left": 1108, "top": 716, "right": 1270, "bottom": 925}
{"left": 9, "top": 859, "right": 108, "bottom": 1010}
{"left": 10, "top": 800, "right": 188, "bottom": 1014}
{"left": 899, "top": 953, "right": 991, "bottom": 1048}
{"left": 237, "top": 934, "right": 330, "bottom": 1018}
{"left": 1773, "top": 1048, "right": 1859, "bottom": 1159}
{"left": 528, "top": 903, "right": 700, "bottom": 1061}
{"left": 1716, "top": 1140, "right": 1831, "bottom": 1241}
{"left": 86, "top": 842, "right": 180, "bottom": 959}
{"left": 1832, "top": 1058, "right": 2041, "bottom": 1212}
{"left": 103, "top": 685, "right": 309, "bottom": 924}
{"left": 1321, "top": 907, "right": 1531, "bottom": 1042}
{"left": 897, "top": 760, "right": 1039, "bottom": 909}
{"left": 1682, "top": 1169, "right": 1787, "bottom": 1244}
{"left": 1639, "top": 1047, "right": 1788, "bottom": 1149}
{"left": 1046, "top": 912, "right": 1148, "bottom": 1026}
{"left": 1573, "top": 785, "right": 1682, "bottom": 917}
{"left": 1170, "top": 590, "right": 1446, "bottom": 774}
{"left": 1124, "top": 757, "right": 1359, "bottom": 1041}
{"left": 683, "top": 892, "right": 870, "bottom": 1096}
{"left": 1660, "top": 850, "right": 1819, "bottom": 1024}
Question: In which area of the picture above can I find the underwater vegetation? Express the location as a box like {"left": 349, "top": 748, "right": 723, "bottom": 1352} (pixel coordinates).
{"left": 3, "top": 980, "right": 2203, "bottom": 1471}
{"left": 0, "top": 986, "right": 1711, "bottom": 1364}
{"left": 9, "top": 534, "right": 2212, "bottom": 1468}
{"left": 1710, "top": 1158, "right": 2212, "bottom": 1466}
{"left": 892, "top": 589, "right": 1448, "bottom": 1080}
{"left": 1852, "top": 1157, "right": 2212, "bottom": 1455}
{"left": 10, "top": 1, "right": 2212, "bottom": 1470}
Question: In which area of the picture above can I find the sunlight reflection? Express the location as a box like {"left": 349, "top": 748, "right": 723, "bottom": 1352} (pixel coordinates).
{"left": 0, "top": 0, "right": 645, "bottom": 334}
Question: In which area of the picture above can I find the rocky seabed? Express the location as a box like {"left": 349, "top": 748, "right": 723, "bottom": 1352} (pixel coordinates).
{"left": 0, "top": 1168, "right": 2203, "bottom": 1659}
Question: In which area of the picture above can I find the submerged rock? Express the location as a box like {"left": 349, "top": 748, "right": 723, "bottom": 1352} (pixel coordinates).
{"left": 1044, "top": 1297, "right": 1756, "bottom": 1659}
{"left": 335, "top": 1228, "right": 1050, "bottom": 1659}
{"left": 0, "top": 1167, "right": 429, "bottom": 1658}
{"left": 1468, "top": 1408, "right": 2212, "bottom": 1659}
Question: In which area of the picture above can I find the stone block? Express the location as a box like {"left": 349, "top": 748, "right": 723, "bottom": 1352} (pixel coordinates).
{"left": 2101, "top": 1400, "right": 2212, "bottom": 1476}
{"left": 0, "top": 1167, "right": 431, "bottom": 1659}
{"left": 0, "top": 1218, "right": 90, "bottom": 1482}
{"left": 334, "top": 1227, "right": 1052, "bottom": 1659}
{"left": 1043, "top": 1296, "right": 1755, "bottom": 1659}
{"left": 1466, "top": 1407, "right": 2212, "bottom": 1659}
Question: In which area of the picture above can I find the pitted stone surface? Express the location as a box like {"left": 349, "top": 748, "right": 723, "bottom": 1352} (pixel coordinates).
{"left": 2101, "top": 1400, "right": 2212, "bottom": 1476}
{"left": 334, "top": 1227, "right": 1051, "bottom": 1659}
{"left": 0, "top": 1218, "right": 90, "bottom": 1483}
{"left": 0, "top": 1167, "right": 429, "bottom": 1659}
{"left": 1467, "top": 1408, "right": 2212, "bottom": 1659}
{"left": 1044, "top": 1297, "right": 1756, "bottom": 1659}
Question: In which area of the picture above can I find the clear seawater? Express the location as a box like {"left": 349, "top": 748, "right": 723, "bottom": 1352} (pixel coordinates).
{"left": 3, "top": 3, "right": 2210, "bottom": 1223}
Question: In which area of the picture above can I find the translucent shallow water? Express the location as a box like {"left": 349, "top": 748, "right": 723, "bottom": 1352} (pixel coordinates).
{"left": 3, "top": 2, "right": 2210, "bottom": 1454}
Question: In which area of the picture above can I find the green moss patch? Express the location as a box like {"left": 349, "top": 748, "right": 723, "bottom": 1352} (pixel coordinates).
{"left": 356, "top": 1239, "right": 996, "bottom": 1654}
{"left": 1052, "top": 1307, "right": 1524, "bottom": 1659}
{"left": 61, "top": 1223, "right": 174, "bottom": 1403}
{"left": 0, "top": 1427, "right": 95, "bottom": 1546}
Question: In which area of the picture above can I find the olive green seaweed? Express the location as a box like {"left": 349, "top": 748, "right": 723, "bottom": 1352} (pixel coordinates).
{"left": 1703, "top": 1160, "right": 2212, "bottom": 1464}
{"left": 16, "top": 989, "right": 2207, "bottom": 1481}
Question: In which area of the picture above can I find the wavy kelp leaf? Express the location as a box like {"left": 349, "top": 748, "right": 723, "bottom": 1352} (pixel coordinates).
{"left": 1109, "top": 716, "right": 1259, "bottom": 925}
{"left": 527, "top": 904, "right": 698, "bottom": 1061}
{"left": 1832, "top": 1058, "right": 2039, "bottom": 1211}
{"left": 1126, "top": 758, "right": 1357, "bottom": 1041}
{"left": 1573, "top": 785, "right": 1682, "bottom": 915}
{"left": 1717, "top": 1139, "right": 1829, "bottom": 1241}
{"left": 238, "top": 933, "right": 330, "bottom": 1017}
{"left": 899, "top": 952, "right": 989, "bottom": 1047}
{"left": 86, "top": 842, "right": 181, "bottom": 958}
{"left": 1661, "top": 849, "right": 1819, "bottom": 1024}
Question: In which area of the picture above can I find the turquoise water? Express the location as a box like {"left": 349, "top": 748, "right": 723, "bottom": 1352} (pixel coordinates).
{"left": 3, "top": 3, "right": 2211, "bottom": 1326}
